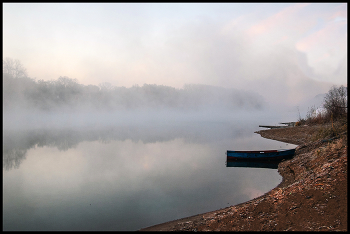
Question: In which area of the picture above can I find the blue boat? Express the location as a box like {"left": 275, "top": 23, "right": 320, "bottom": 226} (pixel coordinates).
{"left": 226, "top": 148, "right": 296, "bottom": 161}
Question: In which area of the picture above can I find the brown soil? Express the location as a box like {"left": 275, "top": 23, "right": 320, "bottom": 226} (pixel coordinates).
{"left": 139, "top": 122, "right": 347, "bottom": 231}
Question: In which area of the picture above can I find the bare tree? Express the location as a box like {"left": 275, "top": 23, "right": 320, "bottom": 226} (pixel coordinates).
{"left": 3, "top": 57, "right": 28, "bottom": 79}
{"left": 99, "top": 82, "right": 113, "bottom": 91}
{"left": 323, "top": 85, "right": 347, "bottom": 120}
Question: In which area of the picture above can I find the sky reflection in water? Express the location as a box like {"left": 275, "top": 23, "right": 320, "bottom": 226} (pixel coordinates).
{"left": 3, "top": 116, "right": 297, "bottom": 231}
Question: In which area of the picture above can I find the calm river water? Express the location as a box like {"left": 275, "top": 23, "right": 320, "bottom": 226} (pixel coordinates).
{"left": 3, "top": 110, "right": 297, "bottom": 231}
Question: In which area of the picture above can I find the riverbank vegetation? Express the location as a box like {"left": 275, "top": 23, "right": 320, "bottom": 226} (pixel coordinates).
{"left": 295, "top": 85, "right": 347, "bottom": 144}
{"left": 297, "top": 85, "right": 347, "bottom": 126}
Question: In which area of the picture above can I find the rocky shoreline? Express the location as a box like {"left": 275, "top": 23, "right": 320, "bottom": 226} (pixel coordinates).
{"left": 139, "top": 123, "right": 347, "bottom": 231}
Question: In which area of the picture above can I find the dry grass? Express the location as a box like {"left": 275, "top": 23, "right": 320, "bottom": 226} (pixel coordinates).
{"left": 310, "top": 119, "right": 347, "bottom": 142}
{"left": 297, "top": 99, "right": 347, "bottom": 127}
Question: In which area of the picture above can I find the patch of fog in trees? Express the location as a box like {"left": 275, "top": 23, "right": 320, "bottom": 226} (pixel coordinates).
{"left": 3, "top": 72, "right": 286, "bottom": 171}
{"left": 3, "top": 74, "right": 272, "bottom": 130}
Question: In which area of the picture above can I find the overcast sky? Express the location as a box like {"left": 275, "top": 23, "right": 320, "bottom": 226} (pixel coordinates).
{"left": 3, "top": 3, "right": 347, "bottom": 105}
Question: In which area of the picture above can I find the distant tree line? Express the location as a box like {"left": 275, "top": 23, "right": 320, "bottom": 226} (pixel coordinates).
{"left": 3, "top": 58, "right": 265, "bottom": 112}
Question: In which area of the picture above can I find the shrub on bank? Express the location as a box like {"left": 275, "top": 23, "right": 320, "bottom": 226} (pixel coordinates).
{"left": 298, "top": 85, "right": 347, "bottom": 126}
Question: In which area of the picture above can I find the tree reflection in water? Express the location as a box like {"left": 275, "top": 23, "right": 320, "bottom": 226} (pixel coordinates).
{"left": 3, "top": 120, "right": 254, "bottom": 170}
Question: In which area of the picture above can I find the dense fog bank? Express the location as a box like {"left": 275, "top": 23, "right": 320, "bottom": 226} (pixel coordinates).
{"left": 3, "top": 74, "right": 265, "bottom": 113}
{"left": 3, "top": 107, "right": 288, "bottom": 171}
{"left": 3, "top": 73, "right": 299, "bottom": 170}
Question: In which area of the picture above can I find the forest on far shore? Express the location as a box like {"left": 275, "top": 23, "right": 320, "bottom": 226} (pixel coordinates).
{"left": 3, "top": 59, "right": 265, "bottom": 112}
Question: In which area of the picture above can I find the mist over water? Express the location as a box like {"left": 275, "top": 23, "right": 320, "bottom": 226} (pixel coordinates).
{"left": 3, "top": 107, "right": 298, "bottom": 231}
{"left": 3, "top": 3, "right": 346, "bottom": 229}
{"left": 3, "top": 125, "right": 294, "bottom": 230}
{"left": 3, "top": 75, "right": 300, "bottom": 231}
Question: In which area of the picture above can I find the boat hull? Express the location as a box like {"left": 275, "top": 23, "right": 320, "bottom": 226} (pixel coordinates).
{"left": 226, "top": 148, "right": 296, "bottom": 161}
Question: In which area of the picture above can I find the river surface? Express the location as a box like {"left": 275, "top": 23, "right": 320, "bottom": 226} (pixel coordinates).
{"left": 3, "top": 111, "right": 297, "bottom": 231}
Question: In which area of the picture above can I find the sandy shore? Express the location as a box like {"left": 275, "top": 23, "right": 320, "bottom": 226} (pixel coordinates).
{"left": 139, "top": 122, "right": 347, "bottom": 231}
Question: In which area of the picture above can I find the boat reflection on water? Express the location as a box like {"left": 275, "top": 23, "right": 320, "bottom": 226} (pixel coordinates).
{"left": 226, "top": 159, "right": 282, "bottom": 169}
{"left": 225, "top": 148, "right": 296, "bottom": 169}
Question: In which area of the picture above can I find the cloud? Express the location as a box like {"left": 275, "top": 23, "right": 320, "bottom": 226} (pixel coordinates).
{"left": 3, "top": 3, "right": 346, "bottom": 107}
{"left": 296, "top": 20, "right": 347, "bottom": 52}
{"left": 244, "top": 3, "right": 346, "bottom": 86}
{"left": 246, "top": 3, "right": 311, "bottom": 38}
{"left": 328, "top": 3, "right": 347, "bottom": 21}
{"left": 159, "top": 17, "right": 333, "bottom": 105}
{"left": 295, "top": 20, "right": 347, "bottom": 83}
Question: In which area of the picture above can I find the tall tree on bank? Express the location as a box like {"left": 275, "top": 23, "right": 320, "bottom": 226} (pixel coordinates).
{"left": 323, "top": 85, "right": 347, "bottom": 120}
